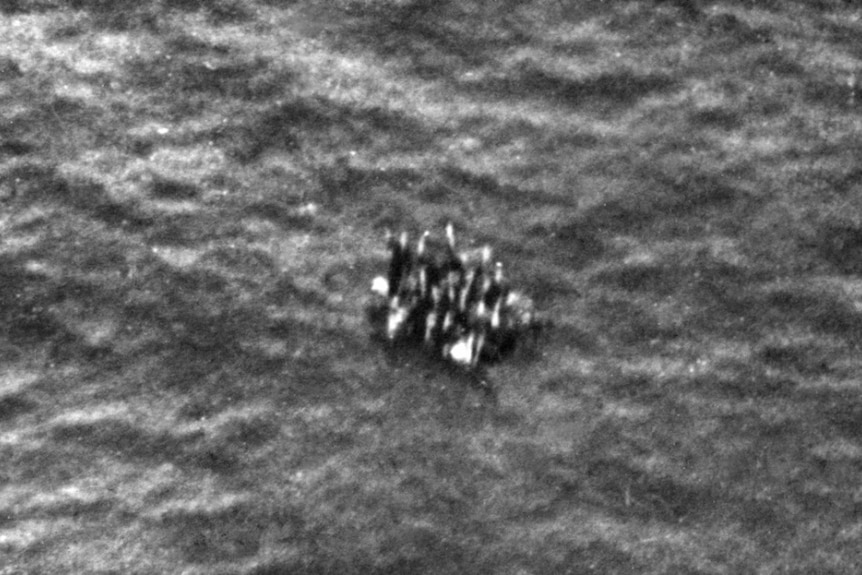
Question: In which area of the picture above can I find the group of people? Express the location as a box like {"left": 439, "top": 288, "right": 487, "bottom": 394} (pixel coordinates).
{"left": 369, "top": 222, "right": 539, "bottom": 368}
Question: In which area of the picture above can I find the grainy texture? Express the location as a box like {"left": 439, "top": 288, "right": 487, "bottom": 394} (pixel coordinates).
{"left": 1, "top": 1, "right": 862, "bottom": 573}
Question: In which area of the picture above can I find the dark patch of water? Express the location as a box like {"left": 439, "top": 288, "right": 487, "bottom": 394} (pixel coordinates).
{"left": 160, "top": 503, "right": 263, "bottom": 563}
{"left": 92, "top": 201, "right": 155, "bottom": 232}
{"left": 459, "top": 62, "right": 679, "bottom": 111}
{"left": 0, "top": 394, "right": 37, "bottom": 421}
{"left": 150, "top": 175, "right": 199, "bottom": 200}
